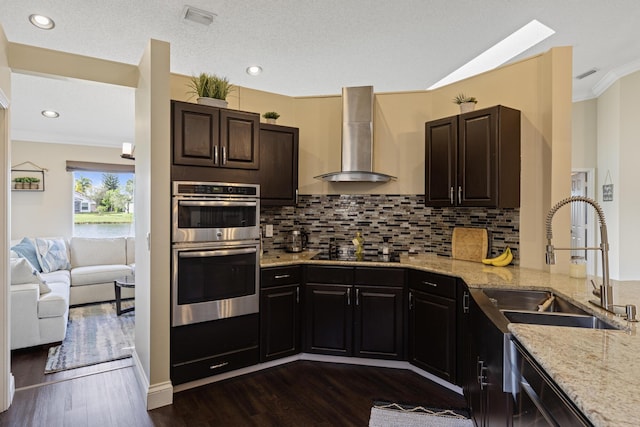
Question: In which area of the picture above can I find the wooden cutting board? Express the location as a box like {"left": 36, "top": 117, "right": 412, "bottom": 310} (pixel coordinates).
{"left": 451, "top": 227, "right": 488, "bottom": 262}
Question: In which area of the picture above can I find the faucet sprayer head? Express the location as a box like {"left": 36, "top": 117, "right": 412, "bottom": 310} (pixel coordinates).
{"left": 545, "top": 244, "right": 556, "bottom": 265}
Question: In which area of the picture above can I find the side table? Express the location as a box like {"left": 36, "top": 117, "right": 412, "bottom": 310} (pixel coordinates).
{"left": 114, "top": 275, "right": 135, "bottom": 315}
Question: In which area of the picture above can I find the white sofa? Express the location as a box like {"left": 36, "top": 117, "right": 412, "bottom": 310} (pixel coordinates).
{"left": 10, "top": 236, "right": 135, "bottom": 350}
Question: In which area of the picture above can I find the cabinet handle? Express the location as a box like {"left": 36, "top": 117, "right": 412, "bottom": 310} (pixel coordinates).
{"left": 213, "top": 146, "right": 219, "bottom": 165}
{"left": 274, "top": 274, "right": 290, "bottom": 279}
{"left": 409, "top": 291, "right": 413, "bottom": 310}
{"left": 477, "top": 359, "right": 488, "bottom": 390}
{"left": 222, "top": 146, "right": 227, "bottom": 165}
{"left": 296, "top": 286, "right": 300, "bottom": 304}
{"left": 449, "top": 186, "right": 454, "bottom": 205}
{"left": 422, "top": 280, "right": 438, "bottom": 287}
{"left": 295, "top": 189, "right": 299, "bottom": 205}
{"left": 458, "top": 186, "right": 462, "bottom": 204}
{"left": 463, "top": 291, "right": 470, "bottom": 314}
{"left": 210, "top": 361, "right": 229, "bottom": 370}
{"left": 347, "top": 288, "right": 351, "bottom": 305}
{"left": 356, "top": 288, "right": 360, "bottom": 306}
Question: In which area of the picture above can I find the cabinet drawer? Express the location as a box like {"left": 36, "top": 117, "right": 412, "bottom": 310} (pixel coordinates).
{"left": 171, "top": 346, "right": 259, "bottom": 385}
{"left": 261, "top": 266, "right": 302, "bottom": 287}
{"left": 355, "top": 267, "right": 405, "bottom": 286}
{"left": 409, "top": 269, "right": 457, "bottom": 299}
{"left": 306, "top": 265, "right": 354, "bottom": 284}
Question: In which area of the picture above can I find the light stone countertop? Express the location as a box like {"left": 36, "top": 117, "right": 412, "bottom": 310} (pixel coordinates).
{"left": 261, "top": 250, "right": 640, "bottom": 426}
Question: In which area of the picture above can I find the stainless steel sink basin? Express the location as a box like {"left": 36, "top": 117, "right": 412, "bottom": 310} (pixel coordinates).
{"left": 482, "top": 288, "right": 588, "bottom": 315}
{"left": 481, "top": 288, "right": 620, "bottom": 330}
{"left": 502, "top": 311, "right": 618, "bottom": 330}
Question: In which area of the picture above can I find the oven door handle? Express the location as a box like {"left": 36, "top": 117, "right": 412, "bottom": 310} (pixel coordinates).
{"left": 178, "top": 247, "right": 257, "bottom": 258}
{"left": 177, "top": 200, "right": 258, "bottom": 207}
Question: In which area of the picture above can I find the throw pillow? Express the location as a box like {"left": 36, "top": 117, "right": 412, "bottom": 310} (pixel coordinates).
{"left": 34, "top": 237, "right": 71, "bottom": 273}
{"left": 10, "top": 257, "right": 52, "bottom": 294}
{"left": 10, "top": 237, "right": 43, "bottom": 272}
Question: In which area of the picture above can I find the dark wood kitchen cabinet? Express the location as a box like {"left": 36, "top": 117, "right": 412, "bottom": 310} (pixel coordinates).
{"left": 425, "top": 105, "right": 520, "bottom": 208}
{"left": 463, "top": 289, "right": 512, "bottom": 426}
{"left": 260, "top": 266, "right": 302, "bottom": 362}
{"left": 172, "top": 100, "right": 260, "bottom": 169}
{"left": 258, "top": 123, "right": 299, "bottom": 206}
{"left": 304, "top": 265, "right": 406, "bottom": 360}
{"left": 408, "top": 269, "right": 457, "bottom": 383}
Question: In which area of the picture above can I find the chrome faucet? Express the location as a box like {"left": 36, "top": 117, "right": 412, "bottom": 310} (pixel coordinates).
{"left": 545, "top": 196, "right": 613, "bottom": 311}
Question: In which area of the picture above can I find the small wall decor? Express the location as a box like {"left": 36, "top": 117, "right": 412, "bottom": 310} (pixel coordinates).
{"left": 602, "top": 170, "right": 613, "bottom": 202}
{"left": 11, "top": 161, "right": 47, "bottom": 191}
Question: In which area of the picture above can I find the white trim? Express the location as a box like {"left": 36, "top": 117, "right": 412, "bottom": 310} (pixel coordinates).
{"left": 0, "top": 88, "right": 8, "bottom": 108}
{"left": 173, "top": 353, "right": 463, "bottom": 396}
{"left": 592, "top": 58, "right": 640, "bottom": 98}
{"left": 130, "top": 349, "right": 174, "bottom": 410}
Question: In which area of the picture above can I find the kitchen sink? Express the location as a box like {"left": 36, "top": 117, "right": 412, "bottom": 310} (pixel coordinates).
{"left": 482, "top": 288, "right": 589, "bottom": 315}
{"left": 481, "top": 288, "right": 620, "bottom": 330}
{"left": 502, "top": 310, "right": 618, "bottom": 330}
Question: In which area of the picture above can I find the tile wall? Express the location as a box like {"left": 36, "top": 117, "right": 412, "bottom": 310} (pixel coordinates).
{"left": 261, "top": 194, "right": 520, "bottom": 263}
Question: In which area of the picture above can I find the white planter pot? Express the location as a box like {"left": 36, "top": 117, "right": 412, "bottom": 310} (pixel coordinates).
{"left": 459, "top": 102, "right": 476, "bottom": 114}
{"left": 266, "top": 118, "right": 277, "bottom": 124}
{"left": 197, "top": 97, "right": 228, "bottom": 109}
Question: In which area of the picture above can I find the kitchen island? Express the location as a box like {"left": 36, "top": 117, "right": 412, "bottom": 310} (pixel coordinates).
{"left": 261, "top": 251, "right": 640, "bottom": 427}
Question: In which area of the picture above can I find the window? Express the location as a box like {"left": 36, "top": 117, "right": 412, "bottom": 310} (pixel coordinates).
{"left": 67, "top": 161, "right": 135, "bottom": 238}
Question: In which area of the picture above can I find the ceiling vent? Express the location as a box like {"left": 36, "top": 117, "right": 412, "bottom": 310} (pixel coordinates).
{"left": 575, "top": 68, "right": 598, "bottom": 80}
{"left": 183, "top": 5, "right": 217, "bottom": 26}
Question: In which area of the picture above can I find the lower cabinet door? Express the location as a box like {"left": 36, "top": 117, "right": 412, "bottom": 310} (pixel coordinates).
{"left": 354, "top": 285, "right": 404, "bottom": 359}
{"left": 304, "top": 283, "right": 353, "bottom": 356}
{"left": 409, "top": 289, "right": 456, "bottom": 382}
{"left": 260, "top": 284, "right": 300, "bottom": 361}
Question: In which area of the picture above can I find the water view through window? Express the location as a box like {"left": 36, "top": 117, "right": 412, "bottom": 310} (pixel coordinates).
{"left": 73, "top": 171, "right": 134, "bottom": 238}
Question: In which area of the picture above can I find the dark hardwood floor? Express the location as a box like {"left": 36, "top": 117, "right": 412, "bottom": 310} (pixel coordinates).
{"left": 1, "top": 359, "right": 466, "bottom": 427}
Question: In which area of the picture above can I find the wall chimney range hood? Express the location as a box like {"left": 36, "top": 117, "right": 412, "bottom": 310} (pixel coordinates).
{"left": 314, "top": 86, "right": 396, "bottom": 182}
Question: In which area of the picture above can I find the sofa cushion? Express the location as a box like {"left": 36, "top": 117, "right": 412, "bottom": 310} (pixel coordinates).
{"left": 38, "top": 281, "right": 70, "bottom": 319}
{"left": 11, "top": 237, "right": 43, "bottom": 272}
{"left": 70, "top": 237, "right": 126, "bottom": 268}
{"left": 10, "top": 257, "right": 51, "bottom": 294}
{"left": 71, "top": 264, "right": 132, "bottom": 286}
{"left": 41, "top": 269, "right": 71, "bottom": 287}
{"left": 34, "top": 237, "right": 71, "bottom": 273}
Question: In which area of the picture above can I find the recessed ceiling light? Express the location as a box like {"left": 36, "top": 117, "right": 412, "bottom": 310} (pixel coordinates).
{"left": 41, "top": 110, "right": 59, "bottom": 118}
{"left": 29, "top": 14, "right": 55, "bottom": 30}
{"left": 428, "top": 19, "right": 555, "bottom": 89}
{"left": 246, "top": 66, "right": 263, "bottom": 76}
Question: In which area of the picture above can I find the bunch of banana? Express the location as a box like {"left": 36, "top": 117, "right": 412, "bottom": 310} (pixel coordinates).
{"left": 482, "top": 247, "right": 513, "bottom": 267}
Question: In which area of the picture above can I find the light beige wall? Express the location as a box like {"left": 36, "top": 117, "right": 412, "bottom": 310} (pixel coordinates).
{"left": 10, "top": 141, "right": 129, "bottom": 239}
{"left": 0, "top": 23, "right": 13, "bottom": 413}
{"left": 572, "top": 99, "right": 598, "bottom": 169}
{"left": 136, "top": 39, "right": 172, "bottom": 408}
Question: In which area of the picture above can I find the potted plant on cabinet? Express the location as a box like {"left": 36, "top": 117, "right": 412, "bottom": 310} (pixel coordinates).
{"left": 263, "top": 111, "right": 280, "bottom": 124}
{"left": 187, "top": 72, "right": 234, "bottom": 108}
{"left": 453, "top": 93, "right": 478, "bottom": 113}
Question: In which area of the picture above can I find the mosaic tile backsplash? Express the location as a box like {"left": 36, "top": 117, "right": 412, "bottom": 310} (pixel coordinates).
{"left": 261, "top": 194, "right": 520, "bottom": 263}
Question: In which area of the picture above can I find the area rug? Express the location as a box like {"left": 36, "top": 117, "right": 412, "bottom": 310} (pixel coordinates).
{"left": 45, "top": 301, "right": 134, "bottom": 373}
{"left": 369, "top": 401, "right": 473, "bottom": 427}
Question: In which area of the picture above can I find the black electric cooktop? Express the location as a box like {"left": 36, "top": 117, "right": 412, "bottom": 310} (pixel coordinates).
{"left": 310, "top": 252, "right": 400, "bottom": 263}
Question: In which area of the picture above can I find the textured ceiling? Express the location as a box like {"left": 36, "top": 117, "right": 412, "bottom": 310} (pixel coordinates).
{"left": 1, "top": 0, "right": 640, "bottom": 147}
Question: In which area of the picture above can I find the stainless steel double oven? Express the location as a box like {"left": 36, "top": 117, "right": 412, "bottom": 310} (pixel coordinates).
{"left": 171, "top": 181, "right": 260, "bottom": 327}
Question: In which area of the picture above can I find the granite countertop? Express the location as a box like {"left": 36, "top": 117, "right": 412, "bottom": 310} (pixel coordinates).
{"left": 261, "top": 250, "right": 640, "bottom": 426}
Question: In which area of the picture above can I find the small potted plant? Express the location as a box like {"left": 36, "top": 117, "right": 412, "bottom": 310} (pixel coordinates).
{"left": 452, "top": 93, "right": 478, "bottom": 113}
{"left": 263, "top": 111, "right": 280, "bottom": 124}
{"left": 28, "top": 177, "right": 41, "bottom": 190}
{"left": 13, "top": 177, "right": 27, "bottom": 190}
{"left": 187, "top": 72, "right": 234, "bottom": 108}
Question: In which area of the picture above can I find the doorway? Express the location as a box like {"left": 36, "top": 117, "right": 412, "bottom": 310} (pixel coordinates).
{"left": 571, "top": 169, "right": 596, "bottom": 276}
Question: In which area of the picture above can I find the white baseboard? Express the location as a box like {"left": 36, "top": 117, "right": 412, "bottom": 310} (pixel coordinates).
{"left": 173, "top": 353, "right": 463, "bottom": 396}
{"left": 131, "top": 349, "right": 173, "bottom": 410}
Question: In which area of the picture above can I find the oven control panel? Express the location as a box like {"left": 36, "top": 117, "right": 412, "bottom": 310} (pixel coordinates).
{"left": 173, "top": 181, "right": 259, "bottom": 197}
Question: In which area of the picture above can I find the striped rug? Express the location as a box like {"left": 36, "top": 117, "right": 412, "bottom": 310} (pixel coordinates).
{"left": 369, "top": 401, "right": 473, "bottom": 427}
{"left": 45, "top": 301, "right": 135, "bottom": 373}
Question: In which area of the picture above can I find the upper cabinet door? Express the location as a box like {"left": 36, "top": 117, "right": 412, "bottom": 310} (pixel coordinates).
{"left": 425, "top": 116, "right": 457, "bottom": 207}
{"left": 258, "top": 124, "right": 299, "bottom": 206}
{"left": 220, "top": 109, "right": 260, "bottom": 170}
{"left": 457, "top": 109, "right": 498, "bottom": 207}
{"left": 173, "top": 101, "right": 220, "bottom": 167}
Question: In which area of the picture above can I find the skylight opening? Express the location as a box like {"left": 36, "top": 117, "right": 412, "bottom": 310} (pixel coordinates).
{"left": 428, "top": 19, "right": 555, "bottom": 90}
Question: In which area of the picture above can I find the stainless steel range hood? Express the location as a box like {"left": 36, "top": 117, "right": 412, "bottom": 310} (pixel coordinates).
{"left": 314, "top": 86, "right": 396, "bottom": 182}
